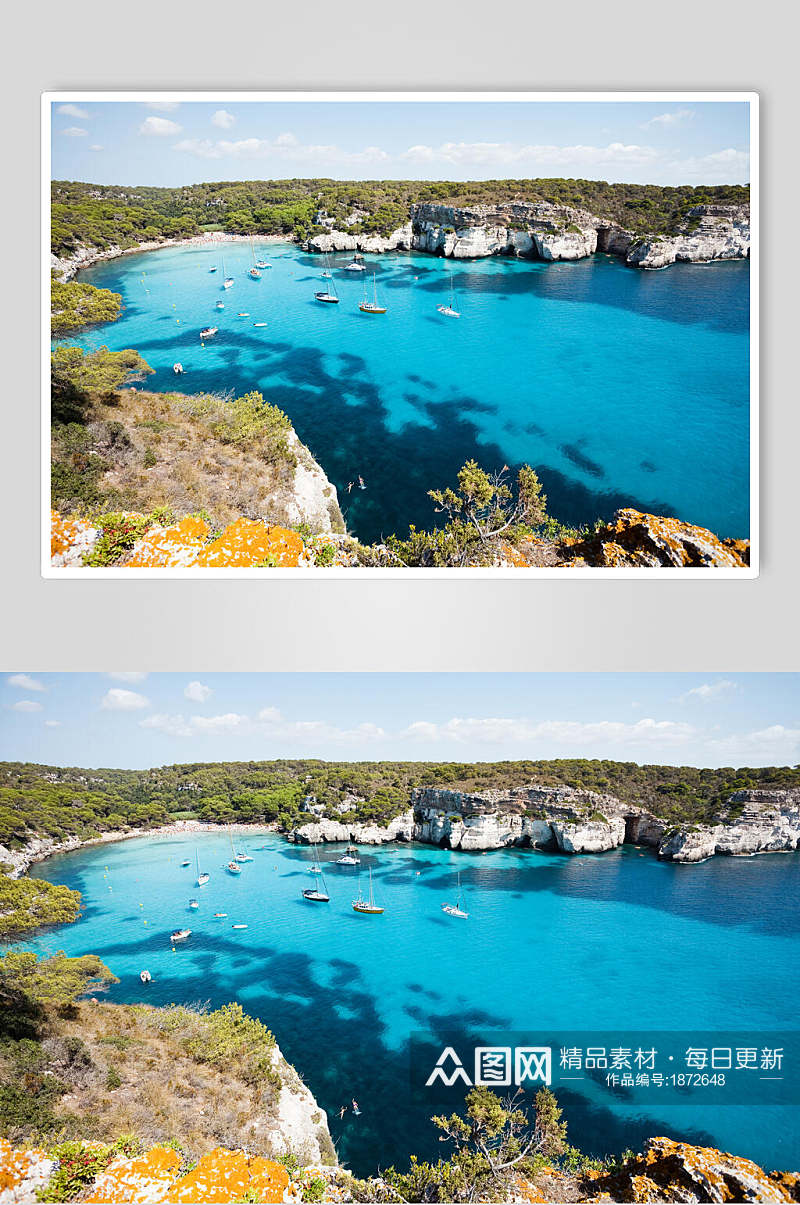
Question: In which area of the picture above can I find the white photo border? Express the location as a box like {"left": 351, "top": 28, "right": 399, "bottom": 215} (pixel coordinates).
{"left": 41, "top": 90, "right": 759, "bottom": 579}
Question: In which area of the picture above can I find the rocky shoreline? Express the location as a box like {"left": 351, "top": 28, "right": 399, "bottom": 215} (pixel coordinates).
{"left": 7, "top": 783, "right": 796, "bottom": 879}
{"left": 289, "top": 784, "right": 800, "bottom": 864}
{"left": 50, "top": 231, "right": 292, "bottom": 282}
{"left": 305, "top": 199, "right": 750, "bottom": 270}
{"left": 51, "top": 200, "right": 750, "bottom": 283}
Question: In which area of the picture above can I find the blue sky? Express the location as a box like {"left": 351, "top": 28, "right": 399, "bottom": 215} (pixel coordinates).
{"left": 1, "top": 674, "right": 795, "bottom": 770}
{"left": 50, "top": 99, "right": 751, "bottom": 187}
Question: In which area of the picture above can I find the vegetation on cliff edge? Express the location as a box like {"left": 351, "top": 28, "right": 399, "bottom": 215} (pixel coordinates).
{"left": 0, "top": 876, "right": 81, "bottom": 940}
{"left": 51, "top": 178, "right": 750, "bottom": 256}
{"left": 1, "top": 759, "right": 798, "bottom": 850}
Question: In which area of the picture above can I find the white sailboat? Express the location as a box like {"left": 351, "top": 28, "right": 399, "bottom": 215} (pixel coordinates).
{"left": 437, "top": 274, "right": 461, "bottom": 318}
{"left": 442, "top": 871, "right": 469, "bottom": 918}
{"left": 315, "top": 263, "right": 339, "bottom": 304}
{"left": 303, "top": 864, "right": 330, "bottom": 902}
{"left": 227, "top": 828, "right": 242, "bottom": 874}
{"left": 309, "top": 842, "right": 323, "bottom": 873}
{"left": 346, "top": 253, "right": 366, "bottom": 272}
{"left": 352, "top": 866, "right": 383, "bottom": 914}
{"left": 196, "top": 849, "right": 210, "bottom": 888}
{"left": 222, "top": 257, "right": 234, "bottom": 289}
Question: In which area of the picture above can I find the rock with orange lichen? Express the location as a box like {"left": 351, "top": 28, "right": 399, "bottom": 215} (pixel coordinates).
{"left": 562, "top": 509, "right": 750, "bottom": 569}
{"left": 50, "top": 510, "right": 99, "bottom": 567}
{"left": 0, "top": 1138, "right": 54, "bottom": 1204}
{"left": 84, "top": 1146, "right": 182, "bottom": 1203}
{"left": 587, "top": 1137, "right": 798, "bottom": 1202}
{"left": 163, "top": 1148, "right": 289, "bottom": 1203}
{"left": 194, "top": 518, "right": 305, "bottom": 567}
{"left": 124, "top": 516, "right": 211, "bottom": 568}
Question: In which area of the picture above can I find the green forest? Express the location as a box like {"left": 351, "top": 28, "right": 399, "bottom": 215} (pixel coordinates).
{"left": 50, "top": 178, "right": 749, "bottom": 257}
{"left": 1, "top": 758, "right": 796, "bottom": 851}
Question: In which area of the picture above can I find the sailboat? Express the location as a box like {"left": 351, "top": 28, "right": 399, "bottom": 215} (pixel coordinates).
{"left": 441, "top": 872, "right": 469, "bottom": 918}
{"left": 315, "top": 266, "right": 339, "bottom": 304}
{"left": 303, "top": 865, "right": 330, "bottom": 902}
{"left": 359, "top": 273, "right": 387, "bottom": 315}
{"left": 189, "top": 898, "right": 199, "bottom": 910}
{"left": 222, "top": 257, "right": 234, "bottom": 289}
{"left": 437, "top": 274, "right": 461, "bottom": 318}
{"left": 235, "top": 845, "right": 254, "bottom": 863}
{"left": 227, "top": 828, "right": 242, "bottom": 874}
{"left": 195, "top": 849, "right": 210, "bottom": 888}
{"left": 254, "top": 246, "right": 271, "bottom": 269}
{"left": 346, "top": 253, "right": 366, "bottom": 272}
{"left": 321, "top": 254, "right": 333, "bottom": 279}
{"left": 352, "top": 866, "right": 384, "bottom": 914}
{"left": 249, "top": 241, "right": 262, "bottom": 279}
{"left": 309, "top": 842, "right": 323, "bottom": 874}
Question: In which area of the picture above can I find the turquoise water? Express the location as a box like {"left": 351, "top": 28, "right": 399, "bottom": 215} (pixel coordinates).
{"left": 72, "top": 245, "right": 750, "bottom": 543}
{"left": 24, "top": 834, "right": 799, "bottom": 1175}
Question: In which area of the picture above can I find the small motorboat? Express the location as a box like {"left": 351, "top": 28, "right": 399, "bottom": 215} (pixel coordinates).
{"left": 249, "top": 267, "right": 261, "bottom": 279}
{"left": 189, "top": 898, "right": 199, "bottom": 909}
{"left": 139, "top": 969, "right": 152, "bottom": 983}
{"left": 346, "top": 254, "right": 366, "bottom": 272}
{"left": 209, "top": 266, "right": 218, "bottom": 273}
{"left": 255, "top": 260, "right": 270, "bottom": 269}
{"left": 235, "top": 853, "right": 254, "bottom": 863}
{"left": 170, "top": 929, "right": 191, "bottom": 942}
{"left": 227, "top": 861, "right": 242, "bottom": 874}
{"left": 216, "top": 300, "right": 225, "bottom": 310}
{"left": 237, "top": 312, "right": 250, "bottom": 317}
{"left": 213, "top": 912, "right": 228, "bottom": 918}
{"left": 253, "top": 321, "right": 268, "bottom": 327}
{"left": 173, "top": 363, "right": 184, "bottom": 374}
{"left": 223, "top": 277, "right": 234, "bottom": 289}
{"left": 336, "top": 854, "right": 360, "bottom": 865}
{"left": 200, "top": 327, "right": 218, "bottom": 339}
{"left": 181, "top": 860, "right": 191, "bottom": 867}
{"left": 232, "top": 923, "right": 248, "bottom": 929}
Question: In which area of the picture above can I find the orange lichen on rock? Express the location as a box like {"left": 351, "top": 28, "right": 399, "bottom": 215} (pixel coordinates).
{"left": 194, "top": 518, "right": 304, "bottom": 567}
{"left": 563, "top": 510, "right": 750, "bottom": 569}
{"left": 590, "top": 1136, "right": 798, "bottom": 1202}
{"left": 125, "top": 516, "right": 210, "bottom": 568}
{"left": 164, "top": 1148, "right": 289, "bottom": 1203}
{"left": 50, "top": 510, "right": 99, "bottom": 566}
{"left": 84, "top": 1146, "right": 182, "bottom": 1203}
{"left": 0, "top": 1137, "right": 54, "bottom": 1201}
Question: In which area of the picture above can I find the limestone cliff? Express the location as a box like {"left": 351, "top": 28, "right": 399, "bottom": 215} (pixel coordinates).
{"left": 306, "top": 201, "right": 749, "bottom": 270}
{"left": 290, "top": 784, "right": 800, "bottom": 864}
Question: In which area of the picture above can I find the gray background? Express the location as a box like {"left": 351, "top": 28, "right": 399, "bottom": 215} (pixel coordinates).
{"left": 2, "top": 0, "right": 796, "bottom": 671}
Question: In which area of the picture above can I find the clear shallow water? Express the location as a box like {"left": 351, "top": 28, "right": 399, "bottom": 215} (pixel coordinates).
{"left": 72, "top": 245, "right": 750, "bottom": 543}
{"left": 24, "top": 834, "right": 799, "bottom": 1175}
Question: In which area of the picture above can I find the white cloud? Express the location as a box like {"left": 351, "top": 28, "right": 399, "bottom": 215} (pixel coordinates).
{"left": 665, "top": 148, "right": 749, "bottom": 183}
{"left": 680, "top": 680, "right": 738, "bottom": 704}
{"left": 7, "top": 674, "right": 46, "bottom": 692}
{"left": 62, "top": 126, "right": 88, "bottom": 138}
{"left": 173, "top": 133, "right": 389, "bottom": 165}
{"left": 145, "top": 101, "right": 181, "bottom": 111}
{"left": 401, "top": 716, "right": 695, "bottom": 747}
{"left": 140, "top": 713, "right": 193, "bottom": 738}
{"left": 184, "top": 680, "right": 212, "bottom": 703}
{"left": 12, "top": 700, "right": 44, "bottom": 713}
{"left": 211, "top": 109, "right": 235, "bottom": 130}
{"left": 100, "top": 688, "right": 150, "bottom": 711}
{"left": 107, "top": 672, "right": 148, "bottom": 682}
{"left": 57, "top": 103, "right": 89, "bottom": 119}
{"left": 257, "top": 707, "right": 283, "bottom": 724}
{"left": 708, "top": 725, "right": 800, "bottom": 766}
{"left": 140, "top": 116, "right": 182, "bottom": 137}
{"left": 44, "top": 719, "right": 62, "bottom": 728}
{"left": 402, "top": 140, "right": 661, "bottom": 170}
{"left": 643, "top": 109, "right": 694, "bottom": 127}
{"left": 191, "top": 712, "right": 249, "bottom": 732}
{"left": 89, "top": 144, "right": 103, "bottom": 152}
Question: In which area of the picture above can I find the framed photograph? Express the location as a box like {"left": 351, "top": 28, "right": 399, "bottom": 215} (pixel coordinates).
{"left": 43, "top": 92, "right": 757, "bottom": 577}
